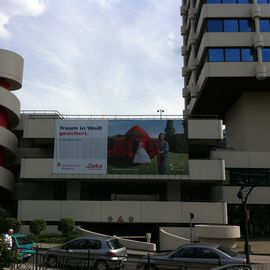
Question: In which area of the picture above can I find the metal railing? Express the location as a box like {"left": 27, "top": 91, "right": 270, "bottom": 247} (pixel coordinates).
{"left": 20, "top": 110, "right": 219, "bottom": 120}
{"left": 6, "top": 248, "right": 268, "bottom": 270}
{"left": 20, "top": 111, "right": 183, "bottom": 120}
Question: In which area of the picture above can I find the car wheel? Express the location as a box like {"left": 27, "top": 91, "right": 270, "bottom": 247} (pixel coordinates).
{"left": 94, "top": 260, "right": 108, "bottom": 270}
{"left": 46, "top": 255, "right": 58, "bottom": 268}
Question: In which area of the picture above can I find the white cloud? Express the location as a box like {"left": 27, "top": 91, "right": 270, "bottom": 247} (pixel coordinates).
{"left": 0, "top": 13, "right": 9, "bottom": 38}
{"left": 0, "top": 0, "right": 46, "bottom": 38}
{"left": 4, "top": 0, "right": 184, "bottom": 115}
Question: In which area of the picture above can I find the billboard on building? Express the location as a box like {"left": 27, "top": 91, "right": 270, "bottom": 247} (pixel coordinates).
{"left": 53, "top": 119, "right": 188, "bottom": 175}
{"left": 53, "top": 120, "right": 108, "bottom": 174}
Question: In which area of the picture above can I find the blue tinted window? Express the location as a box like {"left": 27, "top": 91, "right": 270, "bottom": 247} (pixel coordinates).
{"left": 239, "top": 20, "right": 252, "bottom": 32}
{"left": 257, "top": 0, "right": 269, "bottom": 3}
{"left": 225, "top": 48, "right": 241, "bottom": 61}
{"left": 238, "top": 0, "right": 251, "bottom": 3}
{"left": 206, "top": 0, "right": 221, "bottom": 3}
{"left": 222, "top": 0, "right": 237, "bottom": 3}
{"left": 260, "top": 20, "right": 270, "bottom": 32}
{"left": 208, "top": 20, "right": 223, "bottom": 32}
{"left": 241, "top": 48, "right": 255, "bottom": 62}
{"left": 223, "top": 20, "right": 238, "bottom": 32}
{"left": 262, "top": 48, "right": 270, "bottom": 61}
{"left": 209, "top": 49, "right": 224, "bottom": 62}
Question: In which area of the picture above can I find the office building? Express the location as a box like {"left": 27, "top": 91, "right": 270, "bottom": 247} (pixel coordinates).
{"left": 2, "top": 0, "right": 270, "bottom": 249}
{"left": 181, "top": 0, "right": 270, "bottom": 237}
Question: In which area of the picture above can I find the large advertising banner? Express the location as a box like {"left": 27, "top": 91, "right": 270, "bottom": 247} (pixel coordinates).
{"left": 108, "top": 119, "right": 188, "bottom": 175}
{"left": 53, "top": 119, "right": 188, "bottom": 175}
{"left": 53, "top": 120, "right": 108, "bottom": 174}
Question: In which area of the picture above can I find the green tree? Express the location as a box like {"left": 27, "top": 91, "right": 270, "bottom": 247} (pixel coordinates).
{"left": 165, "top": 120, "right": 175, "bottom": 138}
{"left": 30, "top": 219, "right": 47, "bottom": 236}
{"left": 2, "top": 217, "right": 21, "bottom": 233}
{"left": 0, "top": 238, "right": 18, "bottom": 268}
{"left": 0, "top": 248, "right": 19, "bottom": 268}
{"left": 58, "top": 218, "right": 75, "bottom": 235}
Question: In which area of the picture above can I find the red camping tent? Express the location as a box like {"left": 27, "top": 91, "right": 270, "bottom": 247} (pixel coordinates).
{"left": 108, "top": 125, "right": 159, "bottom": 160}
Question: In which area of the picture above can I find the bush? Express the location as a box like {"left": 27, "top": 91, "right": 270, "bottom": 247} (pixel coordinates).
{"left": 31, "top": 231, "right": 80, "bottom": 244}
{"left": 32, "top": 233, "right": 65, "bottom": 244}
{"left": 0, "top": 248, "right": 19, "bottom": 268}
{"left": 1, "top": 217, "right": 21, "bottom": 233}
{"left": 0, "top": 237, "right": 4, "bottom": 254}
{"left": 30, "top": 219, "right": 46, "bottom": 236}
{"left": 58, "top": 218, "right": 75, "bottom": 235}
{"left": 63, "top": 231, "right": 80, "bottom": 242}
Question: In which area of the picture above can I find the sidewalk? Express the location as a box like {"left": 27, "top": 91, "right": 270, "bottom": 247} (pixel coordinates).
{"left": 232, "top": 240, "right": 270, "bottom": 264}
{"left": 250, "top": 254, "right": 270, "bottom": 264}
{"left": 234, "top": 240, "right": 270, "bottom": 255}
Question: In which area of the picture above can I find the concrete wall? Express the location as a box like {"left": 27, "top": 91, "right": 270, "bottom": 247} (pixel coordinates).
{"left": 222, "top": 186, "right": 270, "bottom": 204}
{"left": 17, "top": 200, "right": 228, "bottom": 224}
{"left": 212, "top": 150, "right": 270, "bottom": 168}
{"left": 188, "top": 119, "right": 223, "bottom": 140}
{"left": 23, "top": 118, "right": 56, "bottom": 138}
{"left": 225, "top": 92, "right": 270, "bottom": 151}
{"left": 159, "top": 227, "right": 191, "bottom": 251}
{"left": 159, "top": 225, "right": 240, "bottom": 251}
{"left": 20, "top": 158, "right": 225, "bottom": 181}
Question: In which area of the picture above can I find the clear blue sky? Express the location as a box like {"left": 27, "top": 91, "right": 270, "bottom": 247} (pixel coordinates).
{"left": 0, "top": 0, "right": 183, "bottom": 115}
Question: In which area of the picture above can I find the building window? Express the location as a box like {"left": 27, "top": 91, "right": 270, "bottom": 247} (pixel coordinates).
{"left": 208, "top": 47, "right": 256, "bottom": 62}
{"left": 181, "top": 184, "right": 212, "bottom": 201}
{"left": 206, "top": 0, "right": 251, "bottom": 3}
{"left": 260, "top": 19, "right": 270, "bottom": 32}
{"left": 15, "top": 181, "right": 67, "bottom": 200}
{"left": 239, "top": 19, "right": 252, "bottom": 32}
{"left": 80, "top": 181, "right": 167, "bottom": 201}
{"left": 241, "top": 48, "right": 255, "bottom": 62}
{"left": 207, "top": 19, "right": 252, "bottom": 32}
{"left": 257, "top": 0, "right": 270, "bottom": 3}
{"left": 262, "top": 48, "right": 270, "bottom": 61}
{"left": 225, "top": 48, "right": 241, "bottom": 61}
{"left": 224, "top": 20, "right": 238, "bottom": 31}
{"left": 208, "top": 48, "right": 224, "bottom": 61}
{"left": 227, "top": 168, "right": 270, "bottom": 186}
{"left": 207, "top": 20, "right": 223, "bottom": 32}
{"left": 206, "top": 0, "right": 221, "bottom": 3}
{"left": 228, "top": 204, "right": 270, "bottom": 237}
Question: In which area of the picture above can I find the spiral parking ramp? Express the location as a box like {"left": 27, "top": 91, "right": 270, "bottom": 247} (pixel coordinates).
{"left": 0, "top": 49, "right": 23, "bottom": 196}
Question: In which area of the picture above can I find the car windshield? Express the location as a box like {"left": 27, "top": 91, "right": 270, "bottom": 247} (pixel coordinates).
{"left": 107, "top": 239, "right": 123, "bottom": 249}
{"left": 16, "top": 236, "right": 33, "bottom": 245}
{"left": 217, "top": 246, "right": 238, "bottom": 257}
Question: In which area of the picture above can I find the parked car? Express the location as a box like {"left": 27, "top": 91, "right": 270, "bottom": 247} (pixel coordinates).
{"left": 11, "top": 233, "right": 37, "bottom": 262}
{"left": 137, "top": 243, "right": 246, "bottom": 270}
{"left": 45, "top": 236, "right": 127, "bottom": 270}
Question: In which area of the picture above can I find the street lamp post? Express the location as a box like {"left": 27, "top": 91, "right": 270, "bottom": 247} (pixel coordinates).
{"left": 157, "top": 109, "right": 164, "bottom": 119}
{"left": 237, "top": 183, "right": 255, "bottom": 264}
{"left": 189, "top": 212, "right": 194, "bottom": 243}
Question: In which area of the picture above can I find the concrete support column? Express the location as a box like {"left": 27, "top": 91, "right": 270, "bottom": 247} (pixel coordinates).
{"left": 167, "top": 182, "right": 181, "bottom": 201}
{"left": 66, "top": 181, "right": 81, "bottom": 200}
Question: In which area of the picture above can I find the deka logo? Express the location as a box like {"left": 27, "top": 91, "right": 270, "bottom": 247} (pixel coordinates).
{"left": 86, "top": 163, "right": 103, "bottom": 169}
